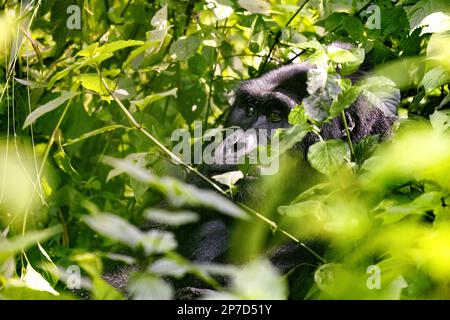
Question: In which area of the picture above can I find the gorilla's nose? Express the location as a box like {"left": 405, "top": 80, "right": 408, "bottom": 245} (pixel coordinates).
{"left": 213, "top": 129, "right": 259, "bottom": 166}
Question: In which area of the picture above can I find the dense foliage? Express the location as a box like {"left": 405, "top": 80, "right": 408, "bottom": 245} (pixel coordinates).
{"left": 0, "top": 0, "right": 449, "bottom": 299}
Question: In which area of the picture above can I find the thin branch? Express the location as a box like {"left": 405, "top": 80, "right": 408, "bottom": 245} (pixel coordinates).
{"left": 259, "top": 0, "right": 311, "bottom": 74}
{"left": 341, "top": 111, "right": 356, "bottom": 162}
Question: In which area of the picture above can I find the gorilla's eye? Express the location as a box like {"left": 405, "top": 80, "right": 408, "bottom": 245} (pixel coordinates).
{"left": 269, "top": 111, "right": 282, "bottom": 122}
{"left": 246, "top": 106, "right": 257, "bottom": 117}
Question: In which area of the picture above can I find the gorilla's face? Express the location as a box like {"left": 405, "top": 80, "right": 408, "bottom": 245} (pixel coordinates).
{"left": 207, "top": 64, "right": 312, "bottom": 175}
{"left": 203, "top": 57, "right": 397, "bottom": 201}
{"left": 226, "top": 63, "right": 312, "bottom": 131}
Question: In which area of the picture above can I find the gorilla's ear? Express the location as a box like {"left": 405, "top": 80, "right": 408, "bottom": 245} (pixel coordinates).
{"left": 268, "top": 63, "right": 312, "bottom": 102}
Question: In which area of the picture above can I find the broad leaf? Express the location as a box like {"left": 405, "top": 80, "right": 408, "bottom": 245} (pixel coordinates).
{"left": 23, "top": 91, "right": 78, "bottom": 129}
{"left": 128, "top": 274, "right": 173, "bottom": 300}
{"left": 238, "top": 0, "right": 270, "bottom": 15}
{"left": 0, "top": 226, "right": 62, "bottom": 260}
{"left": 132, "top": 88, "right": 178, "bottom": 111}
{"left": 308, "top": 139, "right": 348, "bottom": 175}
{"left": 169, "top": 35, "right": 201, "bottom": 61}
{"left": 145, "top": 209, "right": 199, "bottom": 226}
{"left": 407, "top": 0, "right": 450, "bottom": 31}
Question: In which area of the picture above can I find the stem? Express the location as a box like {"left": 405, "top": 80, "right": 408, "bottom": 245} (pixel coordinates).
{"left": 96, "top": 67, "right": 326, "bottom": 263}
{"left": 38, "top": 99, "right": 74, "bottom": 179}
{"left": 259, "top": 0, "right": 311, "bottom": 74}
{"left": 341, "top": 111, "right": 356, "bottom": 162}
{"left": 204, "top": 25, "right": 219, "bottom": 129}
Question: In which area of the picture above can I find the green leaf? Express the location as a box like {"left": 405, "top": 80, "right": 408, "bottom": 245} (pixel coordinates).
{"left": 14, "top": 77, "right": 47, "bottom": 89}
{"left": 419, "top": 12, "right": 450, "bottom": 35}
{"left": 141, "top": 230, "right": 177, "bottom": 255}
{"left": 358, "top": 77, "right": 400, "bottom": 118}
{"left": 420, "top": 67, "right": 450, "bottom": 93}
{"left": 249, "top": 16, "right": 266, "bottom": 53}
{"left": 430, "top": 109, "right": 450, "bottom": 133}
{"left": 212, "top": 170, "right": 244, "bottom": 187}
{"left": 132, "top": 88, "right": 178, "bottom": 111}
{"left": 307, "top": 139, "right": 348, "bottom": 175}
{"left": 238, "top": 0, "right": 270, "bottom": 15}
{"left": 342, "top": 16, "right": 364, "bottom": 41}
{"left": 63, "top": 125, "right": 130, "bottom": 147}
{"left": 83, "top": 213, "right": 143, "bottom": 248}
{"left": 48, "top": 63, "right": 83, "bottom": 88}
{"left": 77, "top": 40, "right": 144, "bottom": 65}
{"left": 78, "top": 73, "right": 115, "bottom": 98}
{"left": 128, "top": 274, "right": 173, "bottom": 300}
{"left": 145, "top": 209, "right": 199, "bottom": 226}
{"left": 0, "top": 226, "right": 62, "bottom": 260}
{"left": 314, "top": 263, "right": 343, "bottom": 293}
{"left": 0, "top": 284, "right": 73, "bottom": 300}
{"left": 278, "top": 200, "right": 327, "bottom": 237}
{"left": 231, "top": 259, "right": 287, "bottom": 299}
{"left": 22, "top": 91, "right": 78, "bottom": 129}
{"left": 329, "top": 83, "right": 361, "bottom": 117}
{"left": 274, "top": 123, "right": 312, "bottom": 156}
{"left": 22, "top": 264, "right": 59, "bottom": 296}
{"left": 206, "top": 0, "right": 234, "bottom": 20}
{"left": 53, "top": 143, "right": 82, "bottom": 184}
{"left": 169, "top": 35, "right": 201, "bottom": 61}
{"left": 304, "top": 73, "right": 342, "bottom": 122}
{"left": 353, "top": 135, "right": 381, "bottom": 166}
{"left": 98, "top": 40, "right": 144, "bottom": 55}
{"left": 83, "top": 213, "right": 177, "bottom": 255}
{"left": 91, "top": 277, "right": 123, "bottom": 300}
{"left": 149, "top": 258, "right": 190, "bottom": 278}
{"left": 151, "top": 5, "right": 168, "bottom": 29}
{"left": 288, "top": 105, "right": 308, "bottom": 126}
{"left": 328, "top": 46, "right": 359, "bottom": 64}
{"left": 376, "top": 192, "right": 443, "bottom": 224}
{"left": 407, "top": 0, "right": 450, "bottom": 31}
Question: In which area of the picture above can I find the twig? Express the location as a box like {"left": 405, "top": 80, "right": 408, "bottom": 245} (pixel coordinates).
{"left": 341, "top": 111, "right": 356, "bottom": 162}
{"left": 259, "top": 0, "right": 311, "bottom": 74}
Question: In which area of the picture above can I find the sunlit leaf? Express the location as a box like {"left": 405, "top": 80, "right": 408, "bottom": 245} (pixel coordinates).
{"left": 238, "top": 0, "right": 270, "bottom": 15}
{"left": 308, "top": 139, "right": 348, "bottom": 176}
{"left": 407, "top": 0, "right": 450, "bottom": 31}
{"left": 132, "top": 88, "right": 178, "bottom": 111}
{"left": 430, "top": 109, "right": 450, "bottom": 133}
{"left": 206, "top": 0, "right": 234, "bottom": 20}
{"left": 232, "top": 259, "right": 287, "bottom": 299}
{"left": 63, "top": 125, "right": 131, "bottom": 147}
{"left": 128, "top": 274, "right": 173, "bottom": 300}
{"left": 22, "top": 264, "right": 59, "bottom": 296}
{"left": 212, "top": 170, "right": 244, "bottom": 187}
{"left": 0, "top": 226, "right": 62, "bottom": 260}
{"left": 22, "top": 91, "right": 78, "bottom": 129}
{"left": 144, "top": 209, "right": 199, "bottom": 226}
{"left": 169, "top": 35, "right": 201, "bottom": 61}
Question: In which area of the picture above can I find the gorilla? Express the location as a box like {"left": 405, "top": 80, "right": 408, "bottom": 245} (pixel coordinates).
{"left": 175, "top": 43, "right": 399, "bottom": 299}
